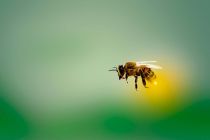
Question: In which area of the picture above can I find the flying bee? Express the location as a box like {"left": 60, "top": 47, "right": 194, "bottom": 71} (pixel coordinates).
{"left": 109, "top": 61, "right": 162, "bottom": 90}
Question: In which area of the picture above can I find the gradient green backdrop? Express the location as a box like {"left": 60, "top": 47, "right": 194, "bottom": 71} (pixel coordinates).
{"left": 1, "top": 0, "right": 210, "bottom": 140}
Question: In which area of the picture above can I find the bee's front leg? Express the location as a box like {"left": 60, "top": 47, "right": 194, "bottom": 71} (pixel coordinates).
{"left": 135, "top": 76, "right": 138, "bottom": 90}
{"left": 125, "top": 73, "right": 128, "bottom": 84}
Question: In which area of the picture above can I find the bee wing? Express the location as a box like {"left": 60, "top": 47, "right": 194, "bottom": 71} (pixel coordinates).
{"left": 136, "top": 61, "right": 157, "bottom": 66}
{"left": 144, "top": 64, "right": 162, "bottom": 69}
{"left": 136, "top": 62, "right": 162, "bottom": 69}
{"left": 139, "top": 61, "right": 157, "bottom": 63}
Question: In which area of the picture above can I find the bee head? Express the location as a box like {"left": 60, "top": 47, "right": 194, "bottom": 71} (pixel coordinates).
{"left": 117, "top": 65, "right": 125, "bottom": 80}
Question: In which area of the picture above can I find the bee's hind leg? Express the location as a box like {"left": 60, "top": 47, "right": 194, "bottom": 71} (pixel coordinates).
{"left": 135, "top": 76, "right": 138, "bottom": 90}
{"left": 142, "top": 78, "right": 148, "bottom": 88}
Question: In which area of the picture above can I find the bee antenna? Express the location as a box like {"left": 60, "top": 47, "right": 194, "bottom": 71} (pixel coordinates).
{"left": 108, "top": 69, "right": 117, "bottom": 71}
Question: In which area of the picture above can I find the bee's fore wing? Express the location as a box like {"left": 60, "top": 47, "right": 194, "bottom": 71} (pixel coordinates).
{"left": 145, "top": 64, "right": 162, "bottom": 69}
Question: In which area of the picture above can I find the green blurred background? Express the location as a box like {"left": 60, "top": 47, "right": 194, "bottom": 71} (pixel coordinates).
{"left": 0, "top": 0, "right": 210, "bottom": 140}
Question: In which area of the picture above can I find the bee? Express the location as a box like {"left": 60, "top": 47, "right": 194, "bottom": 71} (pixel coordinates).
{"left": 109, "top": 61, "right": 162, "bottom": 90}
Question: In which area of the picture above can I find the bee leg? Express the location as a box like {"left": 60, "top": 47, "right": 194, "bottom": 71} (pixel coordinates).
{"left": 126, "top": 74, "right": 128, "bottom": 84}
{"left": 135, "top": 76, "right": 138, "bottom": 90}
{"left": 142, "top": 78, "right": 148, "bottom": 88}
